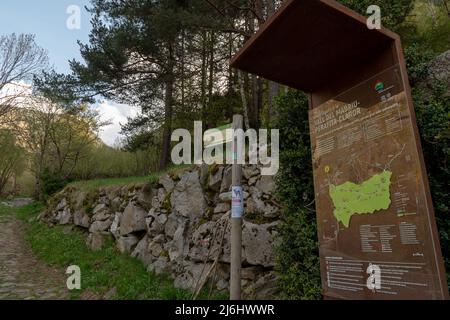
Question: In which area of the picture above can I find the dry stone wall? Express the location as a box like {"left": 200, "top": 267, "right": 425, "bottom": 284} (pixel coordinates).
{"left": 40, "top": 164, "right": 281, "bottom": 299}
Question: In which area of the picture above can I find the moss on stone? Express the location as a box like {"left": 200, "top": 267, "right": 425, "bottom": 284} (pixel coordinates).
{"left": 83, "top": 189, "right": 100, "bottom": 216}
{"left": 244, "top": 211, "right": 274, "bottom": 225}
{"left": 160, "top": 250, "right": 169, "bottom": 258}
{"left": 161, "top": 191, "right": 172, "bottom": 214}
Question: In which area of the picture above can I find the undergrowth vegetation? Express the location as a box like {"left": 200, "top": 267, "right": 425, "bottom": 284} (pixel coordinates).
{"left": 14, "top": 203, "right": 225, "bottom": 300}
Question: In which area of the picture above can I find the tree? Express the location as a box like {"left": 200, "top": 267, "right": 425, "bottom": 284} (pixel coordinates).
{"left": 14, "top": 95, "right": 102, "bottom": 199}
{"left": 35, "top": 0, "right": 276, "bottom": 169}
{"left": 47, "top": 105, "right": 104, "bottom": 179}
{"left": 0, "top": 34, "right": 48, "bottom": 119}
{"left": 266, "top": 0, "right": 281, "bottom": 122}
{"left": 75, "top": 0, "right": 213, "bottom": 169}
{"left": 338, "top": 0, "right": 415, "bottom": 30}
{"left": 444, "top": 0, "right": 450, "bottom": 17}
{"left": 0, "top": 129, "right": 25, "bottom": 195}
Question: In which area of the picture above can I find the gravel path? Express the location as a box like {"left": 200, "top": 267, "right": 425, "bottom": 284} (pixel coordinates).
{"left": 0, "top": 201, "right": 70, "bottom": 300}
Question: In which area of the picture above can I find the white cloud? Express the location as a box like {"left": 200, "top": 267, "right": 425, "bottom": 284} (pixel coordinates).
{"left": 0, "top": 81, "right": 33, "bottom": 105}
{"left": 94, "top": 100, "right": 140, "bottom": 146}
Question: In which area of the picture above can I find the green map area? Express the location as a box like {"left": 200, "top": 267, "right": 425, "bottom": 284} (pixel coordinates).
{"left": 329, "top": 171, "right": 392, "bottom": 227}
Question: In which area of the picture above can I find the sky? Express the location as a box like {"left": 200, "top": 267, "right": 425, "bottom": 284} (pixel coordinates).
{"left": 0, "top": 0, "right": 139, "bottom": 146}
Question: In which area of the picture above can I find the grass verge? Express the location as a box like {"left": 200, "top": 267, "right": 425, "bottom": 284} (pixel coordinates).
{"left": 67, "top": 164, "right": 194, "bottom": 192}
{"left": 13, "top": 202, "right": 226, "bottom": 300}
{"left": 0, "top": 204, "right": 13, "bottom": 217}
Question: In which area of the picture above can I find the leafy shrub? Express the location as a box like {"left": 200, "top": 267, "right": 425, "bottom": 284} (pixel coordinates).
{"left": 404, "top": 43, "right": 435, "bottom": 85}
{"left": 0, "top": 129, "right": 25, "bottom": 196}
{"left": 338, "top": 0, "right": 415, "bottom": 31}
{"left": 274, "top": 90, "right": 322, "bottom": 299}
{"left": 40, "top": 168, "right": 72, "bottom": 198}
{"left": 406, "top": 43, "right": 450, "bottom": 285}
{"left": 413, "top": 82, "right": 450, "bottom": 285}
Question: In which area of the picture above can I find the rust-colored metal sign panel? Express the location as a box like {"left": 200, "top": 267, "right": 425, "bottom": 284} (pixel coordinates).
{"left": 229, "top": 0, "right": 448, "bottom": 300}
{"left": 309, "top": 64, "right": 448, "bottom": 299}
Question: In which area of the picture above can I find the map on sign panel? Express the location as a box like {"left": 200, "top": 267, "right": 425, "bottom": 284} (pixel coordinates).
{"left": 324, "top": 142, "right": 405, "bottom": 227}
{"left": 329, "top": 170, "right": 392, "bottom": 227}
{"left": 309, "top": 67, "right": 416, "bottom": 232}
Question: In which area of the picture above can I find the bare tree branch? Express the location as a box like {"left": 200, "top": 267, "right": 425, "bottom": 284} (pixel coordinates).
{"left": 0, "top": 33, "right": 48, "bottom": 118}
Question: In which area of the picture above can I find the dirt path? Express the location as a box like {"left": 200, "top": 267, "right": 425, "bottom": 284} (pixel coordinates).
{"left": 0, "top": 202, "right": 70, "bottom": 300}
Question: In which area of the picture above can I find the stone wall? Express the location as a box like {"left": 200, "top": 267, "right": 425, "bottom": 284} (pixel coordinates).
{"left": 418, "top": 49, "right": 450, "bottom": 97}
{"left": 40, "top": 164, "right": 281, "bottom": 299}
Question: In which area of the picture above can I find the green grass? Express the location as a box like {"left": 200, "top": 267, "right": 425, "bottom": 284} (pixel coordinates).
{"left": 11, "top": 202, "right": 226, "bottom": 300}
{"left": 215, "top": 123, "right": 232, "bottom": 131}
{"left": 68, "top": 176, "right": 155, "bottom": 191}
{"left": 0, "top": 204, "right": 13, "bottom": 217}
{"left": 67, "top": 164, "right": 194, "bottom": 192}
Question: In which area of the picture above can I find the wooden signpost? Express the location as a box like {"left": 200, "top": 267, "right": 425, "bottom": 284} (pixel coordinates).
{"left": 231, "top": 0, "right": 448, "bottom": 299}
{"left": 231, "top": 115, "right": 243, "bottom": 300}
